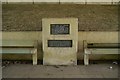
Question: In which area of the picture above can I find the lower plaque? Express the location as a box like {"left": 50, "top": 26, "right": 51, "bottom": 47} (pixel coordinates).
{"left": 48, "top": 40, "right": 72, "bottom": 47}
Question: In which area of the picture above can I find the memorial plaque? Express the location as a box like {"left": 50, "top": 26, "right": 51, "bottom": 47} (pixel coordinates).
{"left": 50, "top": 24, "right": 70, "bottom": 35}
{"left": 48, "top": 40, "right": 72, "bottom": 47}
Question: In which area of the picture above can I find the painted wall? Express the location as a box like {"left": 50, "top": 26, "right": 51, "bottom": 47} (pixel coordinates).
{"left": 1, "top": 31, "right": 119, "bottom": 60}
{"left": 1, "top": 0, "right": 120, "bottom": 4}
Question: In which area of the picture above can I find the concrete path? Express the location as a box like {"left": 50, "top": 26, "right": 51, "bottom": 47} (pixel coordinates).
{"left": 2, "top": 63, "right": 119, "bottom": 78}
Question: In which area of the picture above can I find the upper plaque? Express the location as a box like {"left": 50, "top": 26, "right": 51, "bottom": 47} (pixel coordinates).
{"left": 50, "top": 24, "right": 70, "bottom": 35}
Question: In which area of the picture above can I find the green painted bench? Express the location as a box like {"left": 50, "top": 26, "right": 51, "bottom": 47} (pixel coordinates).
{"left": 0, "top": 40, "right": 38, "bottom": 65}
{"left": 83, "top": 40, "right": 120, "bottom": 65}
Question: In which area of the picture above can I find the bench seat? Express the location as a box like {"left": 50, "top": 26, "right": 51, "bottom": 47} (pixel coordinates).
{"left": 83, "top": 40, "right": 119, "bottom": 65}
{"left": 0, "top": 40, "right": 38, "bottom": 65}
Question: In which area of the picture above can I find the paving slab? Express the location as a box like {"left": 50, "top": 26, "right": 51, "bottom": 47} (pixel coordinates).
{"left": 2, "top": 63, "right": 119, "bottom": 78}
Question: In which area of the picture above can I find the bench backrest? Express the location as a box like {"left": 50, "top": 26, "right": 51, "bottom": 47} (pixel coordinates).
{"left": 87, "top": 43, "right": 120, "bottom": 48}
{"left": 83, "top": 40, "right": 120, "bottom": 48}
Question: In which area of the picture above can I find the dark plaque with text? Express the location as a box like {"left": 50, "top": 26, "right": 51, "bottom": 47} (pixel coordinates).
{"left": 48, "top": 40, "right": 72, "bottom": 47}
{"left": 50, "top": 24, "right": 70, "bottom": 35}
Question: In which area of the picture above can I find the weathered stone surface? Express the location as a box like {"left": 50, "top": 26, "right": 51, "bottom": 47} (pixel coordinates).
{"left": 42, "top": 18, "right": 78, "bottom": 65}
{"left": 2, "top": 4, "right": 119, "bottom": 31}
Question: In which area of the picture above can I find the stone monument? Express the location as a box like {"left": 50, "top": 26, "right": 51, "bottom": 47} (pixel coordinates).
{"left": 42, "top": 18, "right": 78, "bottom": 65}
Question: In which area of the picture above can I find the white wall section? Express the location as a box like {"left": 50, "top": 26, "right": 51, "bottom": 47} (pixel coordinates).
{"left": 1, "top": 0, "right": 120, "bottom": 4}
{"left": 60, "top": 0, "right": 86, "bottom": 4}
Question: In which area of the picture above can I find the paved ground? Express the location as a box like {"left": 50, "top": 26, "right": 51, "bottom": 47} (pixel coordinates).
{"left": 2, "top": 62, "right": 119, "bottom": 78}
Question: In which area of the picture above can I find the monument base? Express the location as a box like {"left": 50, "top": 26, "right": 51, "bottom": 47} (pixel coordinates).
{"left": 43, "top": 52, "right": 77, "bottom": 65}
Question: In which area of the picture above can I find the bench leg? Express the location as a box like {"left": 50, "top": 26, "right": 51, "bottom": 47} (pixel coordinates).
{"left": 32, "top": 49, "right": 37, "bottom": 65}
{"left": 84, "top": 54, "right": 89, "bottom": 65}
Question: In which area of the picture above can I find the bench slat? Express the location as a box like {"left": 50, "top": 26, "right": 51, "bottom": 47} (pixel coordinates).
{"left": 0, "top": 48, "right": 33, "bottom": 54}
{"left": 0, "top": 40, "right": 35, "bottom": 47}
{"left": 88, "top": 43, "right": 120, "bottom": 48}
{"left": 90, "top": 48, "right": 120, "bottom": 54}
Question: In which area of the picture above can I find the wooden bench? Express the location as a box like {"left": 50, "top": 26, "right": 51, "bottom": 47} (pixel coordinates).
{"left": 83, "top": 40, "right": 120, "bottom": 65}
{"left": 0, "top": 40, "right": 38, "bottom": 65}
